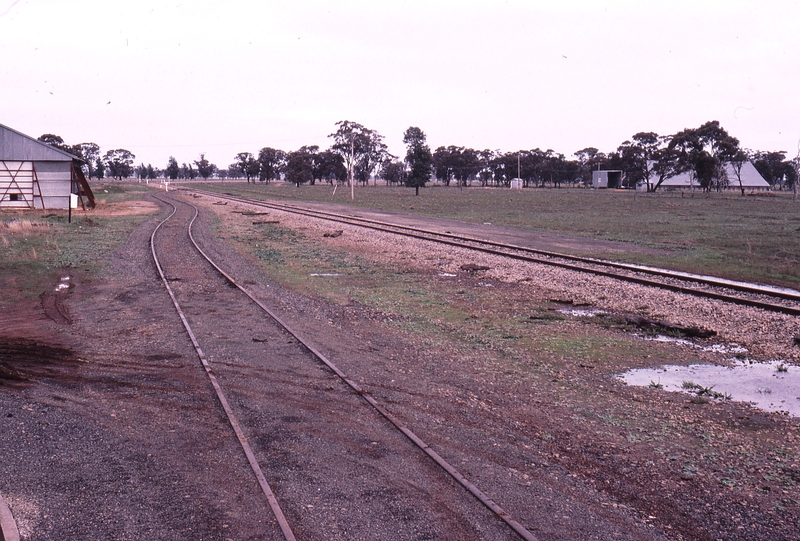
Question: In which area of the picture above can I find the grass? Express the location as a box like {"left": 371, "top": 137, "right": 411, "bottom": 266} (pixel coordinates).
{"left": 193, "top": 181, "right": 800, "bottom": 288}
{"left": 0, "top": 183, "right": 157, "bottom": 305}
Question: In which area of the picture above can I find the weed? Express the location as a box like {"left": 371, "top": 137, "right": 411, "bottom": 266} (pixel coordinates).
{"left": 757, "top": 388, "right": 773, "bottom": 395}
{"left": 649, "top": 380, "right": 664, "bottom": 389}
{"left": 682, "top": 381, "right": 730, "bottom": 400}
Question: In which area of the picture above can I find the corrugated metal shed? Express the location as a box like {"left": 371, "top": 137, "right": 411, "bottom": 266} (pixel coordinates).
{"left": 0, "top": 124, "right": 81, "bottom": 162}
{"left": 0, "top": 123, "right": 95, "bottom": 209}
{"left": 644, "top": 160, "right": 770, "bottom": 191}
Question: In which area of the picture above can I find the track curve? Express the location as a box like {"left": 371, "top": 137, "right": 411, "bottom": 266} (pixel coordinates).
{"left": 150, "top": 192, "right": 539, "bottom": 540}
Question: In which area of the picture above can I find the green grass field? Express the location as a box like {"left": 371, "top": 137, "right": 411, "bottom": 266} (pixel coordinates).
{"left": 193, "top": 182, "right": 800, "bottom": 288}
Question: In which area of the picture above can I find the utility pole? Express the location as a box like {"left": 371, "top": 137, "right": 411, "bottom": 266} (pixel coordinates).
{"left": 349, "top": 137, "right": 355, "bottom": 200}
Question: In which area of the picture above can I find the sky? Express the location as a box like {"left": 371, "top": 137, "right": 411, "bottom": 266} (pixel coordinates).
{"left": 2, "top": 0, "right": 799, "bottom": 169}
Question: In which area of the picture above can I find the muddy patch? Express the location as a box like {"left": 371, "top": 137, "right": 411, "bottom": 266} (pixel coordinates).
{"left": 0, "top": 338, "right": 79, "bottom": 385}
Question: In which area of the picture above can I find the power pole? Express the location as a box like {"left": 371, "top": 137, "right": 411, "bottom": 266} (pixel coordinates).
{"left": 349, "top": 137, "right": 355, "bottom": 200}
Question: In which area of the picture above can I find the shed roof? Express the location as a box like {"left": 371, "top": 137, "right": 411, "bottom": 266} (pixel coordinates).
{"left": 647, "top": 160, "right": 770, "bottom": 188}
{"left": 0, "top": 123, "right": 83, "bottom": 162}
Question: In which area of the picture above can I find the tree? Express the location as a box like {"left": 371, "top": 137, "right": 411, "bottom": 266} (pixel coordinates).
{"left": 403, "top": 127, "right": 432, "bottom": 195}
{"left": 314, "top": 149, "right": 346, "bottom": 184}
{"left": 235, "top": 152, "right": 259, "bottom": 182}
{"left": 329, "top": 120, "right": 389, "bottom": 199}
{"left": 753, "top": 151, "right": 791, "bottom": 189}
{"left": 38, "top": 134, "right": 70, "bottom": 153}
{"left": 728, "top": 148, "right": 751, "bottom": 196}
{"left": 615, "top": 132, "right": 661, "bottom": 190}
{"left": 284, "top": 146, "right": 317, "bottom": 186}
{"left": 194, "top": 154, "right": 216, "bottom": 179}
{"left": 103, "top": 149, "right": 135, "bottom": 179}
{"left": 72, "top": 142, "right": 101, "bottom": 178}
{"left": 379, "top": 159, "right": 405, "bottom": 185}
{"left": 669, "top": 121, "right": 740, "bottom": 193}
{"left": 257, "top": 147, "right": 286, "bottom": 183}
{"left": 575, "top": 147, "right": 601, "bottom": 186}
{"left": 166, "top": 156, "right": 180, "bottom": 180}
{"left": 94, "top": 158, "right": 105, "bottom": 179}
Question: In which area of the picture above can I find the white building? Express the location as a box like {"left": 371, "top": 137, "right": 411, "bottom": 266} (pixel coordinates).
{"left": 642, "top": 160, "right": 770, "bottom": 191}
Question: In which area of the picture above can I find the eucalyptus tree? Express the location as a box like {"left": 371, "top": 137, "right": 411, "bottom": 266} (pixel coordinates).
{"left": 669, "top": 121, "right": 740, "bottom": 192}
{"left": 329, "top": 120, "right": 388, "bottom": 198}
{"left": 194, "top": 153, "right": 216, "bottom": 179}
{"left": 258, "top": 147, "right": 286, "bottom": 183}
{"left": 284, "top": 146, "right": 318, "bottom": 186}
{"left": 403, "top": 126, "right": 432, "bottom": 195}
{"left": 235, "top": 152, "right": 259, "bottom": 182}
{"left": 103, "top": 149, "right": 135, "bottom": 179}
{"left": 166, "top": 156, "right": 180, "bottom": 180}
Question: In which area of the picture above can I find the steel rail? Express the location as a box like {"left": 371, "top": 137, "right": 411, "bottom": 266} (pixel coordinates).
{"left": 169, "top": 193, "right": 539, "bottom": 541}
{"left": 150, "top": 195, "right": 297, "bottom": 541}
{"left": 190, "top": 189, "right": 800, "bottom": 316}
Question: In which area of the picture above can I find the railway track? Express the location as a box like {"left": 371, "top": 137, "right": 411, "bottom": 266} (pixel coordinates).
{"left": 149, "top": 193, "right": 538, "bottom": 541}
{"left": 186, "top": 188, "right": 800, "bottom": 317}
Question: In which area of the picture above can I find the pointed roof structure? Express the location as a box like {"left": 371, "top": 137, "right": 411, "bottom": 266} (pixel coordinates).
{"left": 0, "top": 123, "right": 84, "bottom": 163}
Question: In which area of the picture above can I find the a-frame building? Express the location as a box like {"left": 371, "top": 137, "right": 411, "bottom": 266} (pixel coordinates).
{"left": 0, "top": 123, "right": 95, "bottom": 210}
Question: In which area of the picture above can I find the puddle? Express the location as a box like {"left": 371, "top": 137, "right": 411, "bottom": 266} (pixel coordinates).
{"left": 558, "top": 308, "right": 607, "bottom": 317}
{"left": 642, "top": 335, "right": 747, "bottom": 355}
{"left": 438, "top": 272, "right": 457, "bottom": 277}
{"left": 619, "top": 360, "right": 800, "bottom": 417}
{"left": 309, "top": 273, "right": 341, "bottom": 277}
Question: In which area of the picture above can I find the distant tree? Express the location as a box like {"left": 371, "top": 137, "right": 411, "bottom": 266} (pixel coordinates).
{"left": 166, "top": 156, "right": 180, "bottom": 180}
{"left": 235, "top": 152, "right": 259, "bottom": 182}
{"left": 753, "top": 151, "right": 790, "bottom": 189}
{"left": 103, "top": 149, "right": 135, "bottom": 179}
{"left": 669, "top": 121, "right": 740, "bottom": 192}
{"left": 284, "top": 146, "right": 316, "bottom": 186}
{"left": 194, "top": 153, "right": 216, "bottom": 179}
{"left": 257, "top": 147, "right": 286, "bottom": 183}
{"left": 728, "top": 148, "right": 751, "bottom": 196}
{"left": 574, "top": 147, "right": 606, "bottom": 187}
{"left": 226, "top": 164, "right": 241, "bottom": 179}
{"left": 379, "top": 159, "right": 405, "bottom": 185}
{"left": 403, "top": 126, "right": 432, "bottom": 195}
{"left": 615, "top": 132, "right": 660, "bottom": 190}
{"left": 146, "top": 164, "right": 157, "bottom": 180}
{"left": 648, "top": 144, "right": 683, "bottom": 192}
{"left": 179, "top": 163, "right": 198, "bottom": 180}
{"left": 94, "top": 158, "right": 105, "bottom": 179}
{"left": 38, "top": 134, "right": 70, "bottom": 153}
{"left": 72, "top": 142, "right": 100, "bottom": 178}
{"left": 477, "top": 150, "right": 496, "bottom": 186}
{"left": 329, "top": 120, "right": 389, "bottom": 198}
{"left": 314, "top": 149, "right": 346, "bottom": 184}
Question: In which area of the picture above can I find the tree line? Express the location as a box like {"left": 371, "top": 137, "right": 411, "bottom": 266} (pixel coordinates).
{"left": 39, "top": 119, "right": 800, "bottom": 194}
{"left": 222, "top": 120, "right": 799, "bottom": 194}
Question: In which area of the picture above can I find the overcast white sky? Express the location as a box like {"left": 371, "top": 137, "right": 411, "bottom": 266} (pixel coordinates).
{"left": 2, "top": 0, "right": 799, "bottom": 168}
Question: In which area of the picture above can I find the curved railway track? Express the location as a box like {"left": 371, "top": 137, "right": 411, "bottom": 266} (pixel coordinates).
{"left": 149, "top": 193, "right": 539, "bottom": 541}
{"left": 186, "top": 188, "right": 800, "bottom": 317}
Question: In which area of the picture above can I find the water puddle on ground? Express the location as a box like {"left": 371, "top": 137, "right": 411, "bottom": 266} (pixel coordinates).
{"left": 619, "top": 360, "right": 800, "bottom": 417}
{"left": 557, "top": 308, "right": 607, "bottom": 317}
